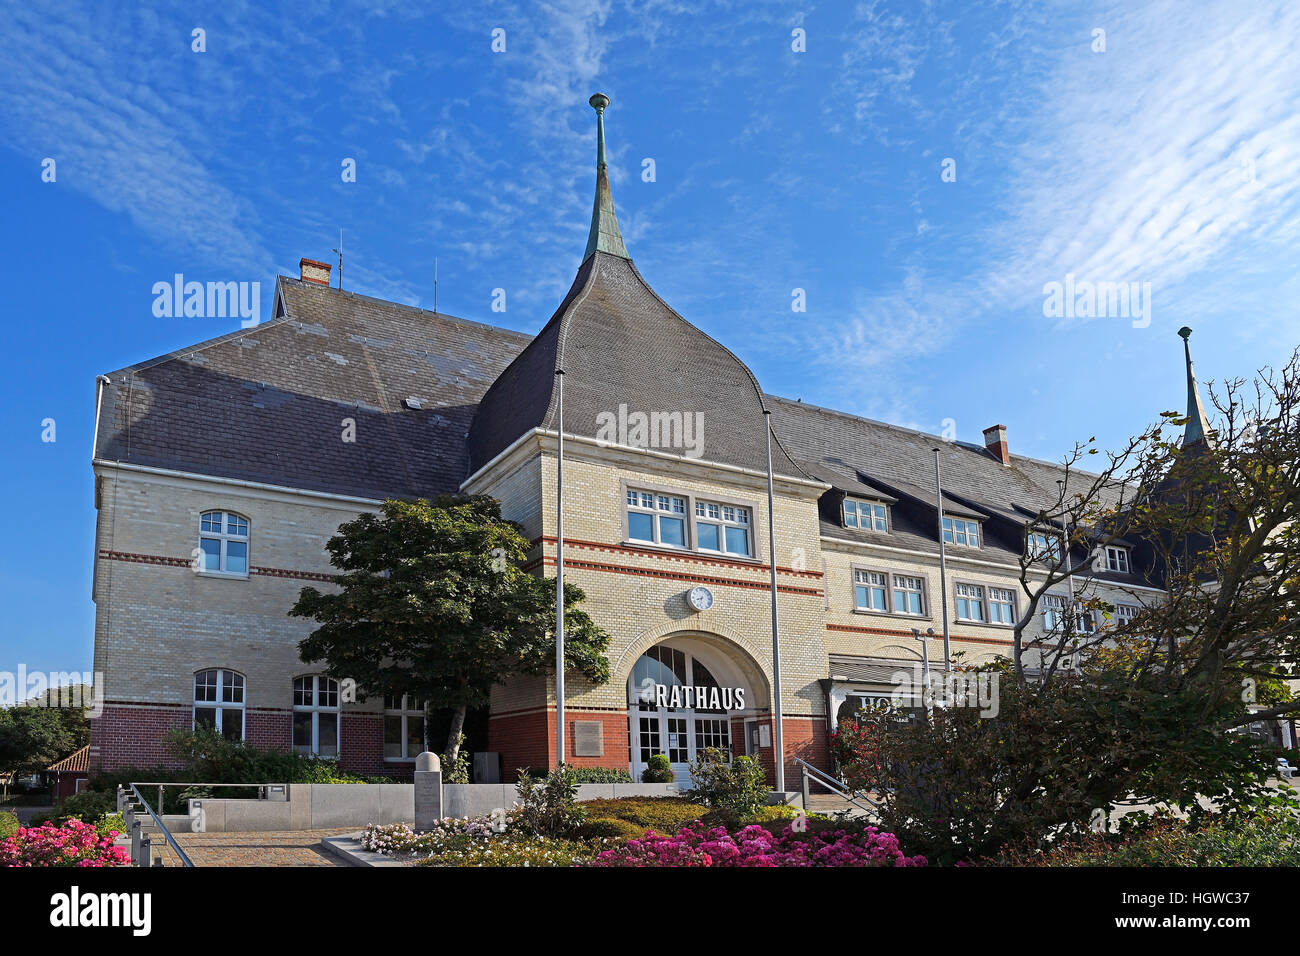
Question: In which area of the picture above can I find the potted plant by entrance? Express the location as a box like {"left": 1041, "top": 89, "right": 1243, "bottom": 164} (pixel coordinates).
{"left": 641, "top": 754, "right": 674, "bottom": 783}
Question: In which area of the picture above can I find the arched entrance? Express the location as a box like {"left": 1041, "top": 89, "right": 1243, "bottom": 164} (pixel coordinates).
{"left": 626, "top": 634, "right": 764, "bottom": 784}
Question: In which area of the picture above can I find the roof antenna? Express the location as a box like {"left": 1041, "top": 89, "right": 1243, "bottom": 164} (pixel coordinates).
{"left": 434, "top": 257, "right": 438, "bottom": 314}
{"left": 332, "top": 229, "right": 343, "bottom": 291}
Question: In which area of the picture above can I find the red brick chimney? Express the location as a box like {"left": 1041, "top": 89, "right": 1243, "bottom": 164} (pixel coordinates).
{"left": 299, "top": 257, "right": 332, "bottom": 286}
{"left": 982, "top": 424, "right": 1010, "bottom": 465}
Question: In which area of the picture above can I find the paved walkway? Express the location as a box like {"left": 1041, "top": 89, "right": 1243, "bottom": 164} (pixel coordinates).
{"left": 171, "top": 828, "right": 357, "bottom": 867}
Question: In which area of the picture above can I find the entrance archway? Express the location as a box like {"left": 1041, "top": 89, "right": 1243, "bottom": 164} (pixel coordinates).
{"left": 626, "top": 634, "right": 764, "bottom": 784}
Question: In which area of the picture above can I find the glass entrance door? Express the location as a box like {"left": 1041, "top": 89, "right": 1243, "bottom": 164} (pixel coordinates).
{"left": 630, "top": 645, "right": 734, "bottom": 784}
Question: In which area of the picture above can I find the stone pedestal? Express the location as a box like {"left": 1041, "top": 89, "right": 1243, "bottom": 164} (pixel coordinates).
{"left": 413, "top": 751, "right": 443, "bottom": 832}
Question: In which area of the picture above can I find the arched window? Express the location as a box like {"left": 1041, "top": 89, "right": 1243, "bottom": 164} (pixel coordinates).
{"left": 194, "top": 669, "right": 244, "bottom": 740}
{"left": 198, "top": 511, "right": 249, "bottom": 575}
{"left": 293, "top": 676, "right": 339, "bottom": 757}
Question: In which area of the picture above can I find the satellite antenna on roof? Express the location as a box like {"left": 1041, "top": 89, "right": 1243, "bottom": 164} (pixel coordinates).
{"left": 332, "top": 229, "right": 343, "bottom": 291}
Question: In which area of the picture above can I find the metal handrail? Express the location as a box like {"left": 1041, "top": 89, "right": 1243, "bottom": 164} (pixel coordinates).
{"left": 123, "top": 783, "right": 194, "bottom": 868}
{"left": 791, "top": 757, "right": 882, "bottom": 815}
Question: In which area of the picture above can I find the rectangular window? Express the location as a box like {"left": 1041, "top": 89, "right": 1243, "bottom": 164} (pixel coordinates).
{"left": 666, "top": 717, "right": 689, "bottom": 763}
{"left": 844, "top": 499, "right": 887, "bottom": 532}
{"left": 892, "top": 575, "right": 925, "bottom": 616}
{"left": 1115, "top": 603, "right": 1139, "bottom": 628}
{"left": 1027, "top": 532, "right": 1062, "bottom": 562}
{"left": 627, "top": 490, "right": 688, "bottom": 548}
{"left": 1042, "top": 594, "right": 1067, "bottom": 631}
{"left": 989, "top": 587, "right": 1016, "bottom": 625}
{"left": 854, "top": 569, "right": 888, "bottom": 611}
{"left": 955, "top": 583, "right": 985, "bottom": 622}
{"left": 942, "top": 516, "right": 981, "bottom": 548}
{"left": 697, "top": 499, "right": 752, "bottom": 557}
{"left": 1105, "top": 546, "right": 1130, "bottom": 573}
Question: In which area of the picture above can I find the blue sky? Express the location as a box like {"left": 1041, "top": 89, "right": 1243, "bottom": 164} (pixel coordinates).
{"left": 2, "top": 0, "right": 1298, "bottom": 673}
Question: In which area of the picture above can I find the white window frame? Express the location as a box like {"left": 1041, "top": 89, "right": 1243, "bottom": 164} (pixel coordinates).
{"left": 853, "top": 568, "right": 889, "bottom": 612}
{"left": 988, "top": 586, "right": 1017, "bottom": 626}
{"left": 1027, "top": 531, "right": 1062, "bottom": 563}
{"left": 1042, "top": 594, "right": 1068, "bottom": 631}
{"left": 942, "top": 515, "right": 981, "bottom": 548}
{"left": 694, "top": 499, "right": 752, "bottom": 557}
{"left": 626, "top": 489, "right": 689, "bottom": 549}
{"left": 193, "top": 669, "right": 245, "bottom": 739}
{"left": 1105, "top": 546, "right": 1131, "bottom": 574}
{"left": 198, "top": 510, "right": 250, "bottom": 577}
{"left": 890, "top": 574, "right": 926, "bottom": 617}
{"left": 1114, "top": 603, "right": 1140, "bottom": 629}
{"left": 843, "top": 498, "right": 888, "bottom": 532}
{"left": 293, "top": 675, "right": 340, "bottom": 758}
{"left": 384, "top": 695, "right": 426, "bottom": 761}
{"left": 954, "top": 583, "right": 986, "bottom": 622}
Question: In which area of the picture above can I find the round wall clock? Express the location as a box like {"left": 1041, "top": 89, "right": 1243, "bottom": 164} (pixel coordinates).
{"left": 687, "top": 586, "right": 714, "bottom": 612}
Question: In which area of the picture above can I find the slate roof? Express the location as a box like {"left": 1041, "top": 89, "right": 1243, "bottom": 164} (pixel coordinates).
{"left": 765, "top": 395, "right": 1151, "bottom": 587}
{"left": 95, "top": 279, "right": 532, "bottom": 500}
{"left": 467, "top": 250, "right": 805, "bottom": 479}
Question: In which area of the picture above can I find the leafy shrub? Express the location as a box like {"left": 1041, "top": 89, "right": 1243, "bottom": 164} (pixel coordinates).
{"left": 442, "top": 735, "right": 470, "bottom": 784}
{"left": 687, "top": 748, "right": 768, "bottom": 818}
{"left": 96, "top": 812, "right": 125, "bottom": 839}
{"left": 641, "top": 754, "right": 675, "bottom": 783}
{"left": 361, "top": 815, "right": 512, "bottom": 856}
{"left": 593, "top": 822, "right": 926, "bottom": 867}
{"left": 0, "top": 811, "right": 18, "bottom": 840}
{"left": 416, "top": 833, "right": 599, "bottom": 867}
{"left": 570, "top": 766, "right": 634, "bottom": 784}
{"left": 990, "top": 812, "right": 1300, "bottom": 867}
{"left": 575, "top": 817, "right": 649, "bottom": 842}
{"left": 0, "top": 819, "right": 130, "bottom": 867}
{"left": 50, "top": 789, "right": 117, "bottom": 826}
{"left": 514, "top": 764, "right": 586, "bottom": 837}
{"left": 580, "top": 797, "right": 705, "bottom": 833}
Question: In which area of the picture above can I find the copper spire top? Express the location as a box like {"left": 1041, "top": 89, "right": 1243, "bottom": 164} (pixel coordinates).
{"left": 1178, "top": 326, "right": 1213, "bottom": 446}
{"left": 582, "top": 92, "right": 629, "bottom": 262}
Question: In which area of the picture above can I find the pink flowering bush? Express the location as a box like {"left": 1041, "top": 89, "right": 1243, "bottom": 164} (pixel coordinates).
{"left": 0, "top": 820, "right": 131, "bottom": 868}
{"left": 591, "top": 822, "right": 927, "bottom": 868}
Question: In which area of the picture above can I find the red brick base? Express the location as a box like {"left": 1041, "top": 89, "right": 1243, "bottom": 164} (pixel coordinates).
{"left": 489, "top": 706, "right": 828, "bottom": 787}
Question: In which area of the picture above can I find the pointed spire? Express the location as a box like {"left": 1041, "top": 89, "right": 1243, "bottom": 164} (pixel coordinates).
{"left": 1178, "top": 326, "right": 1213, "bottom": 446}
{"left": 582, "top": 93, "right": 630, "bottom": 262}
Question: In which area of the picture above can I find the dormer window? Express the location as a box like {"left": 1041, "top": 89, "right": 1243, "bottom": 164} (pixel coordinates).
{"left": 843, "top": 498, "right": 887, "bottom": 531}
{"left": 942, "top": 516, "right": 981, "bottom": 548}
{"left": 1105, "top": 545, "right": 1131, "bottom": 573}
{"left": 1027, "top": 531, "right": 1062, "bottom": 563}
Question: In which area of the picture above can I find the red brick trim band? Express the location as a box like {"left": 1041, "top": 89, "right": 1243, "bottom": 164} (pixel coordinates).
{"left": 532, "top": 535, "right": 823, "bottom": 579}
{"left": 97, "top": 549, "right": 337, "bottom": 583}
{"left": 826, "top": 621, "right": 1014, "bottom": 647}
{"left": 538, "top": 555, "right": 824, "bottom": 598}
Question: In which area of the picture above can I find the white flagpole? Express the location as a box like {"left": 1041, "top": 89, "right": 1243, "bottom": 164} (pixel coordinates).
{"left": 933, "top": 448, "right": 951, "bottom": 670}
{"left": 555, "top": 368, "right": 566, "bottom": 768}
{"left": 764, "top": 409, "right": 785, "bottom": 792}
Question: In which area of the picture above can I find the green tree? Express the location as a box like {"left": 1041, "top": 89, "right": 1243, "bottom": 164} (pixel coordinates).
{"left": 292, "top": 495, "right": 611, "bottom": 764}
{"left": 0, "top": 704, "right": 78, "bottom": 799}
{"left": 833, "top": 347, "right": 1300, "bottom": 862}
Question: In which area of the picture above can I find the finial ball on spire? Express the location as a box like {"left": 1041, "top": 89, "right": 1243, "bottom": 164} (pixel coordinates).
{"left": 1178, "top": 326, "right": 1193, "bottom": 340}
{"left": 589, "top": 92, "right": 610, "bottom": 112}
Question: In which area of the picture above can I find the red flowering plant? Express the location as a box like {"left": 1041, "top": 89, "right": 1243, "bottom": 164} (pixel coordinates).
{"left": 0, "top": 819, "right": 131, "bottom": 867}
{"left": 591, "top": 822, "right": 926, "bottom": 868}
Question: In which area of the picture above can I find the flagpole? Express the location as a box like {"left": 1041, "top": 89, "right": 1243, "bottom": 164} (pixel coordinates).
{"left": 555, "top": 368, "right": 566, "bottom": 768}
{"left": 764, "top": 409, "right": 785, "bottom": 793}
{"left": 933, "top": 448, "right": 951, "bottom": 670}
